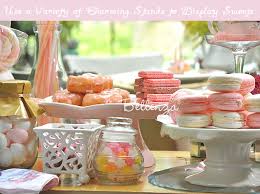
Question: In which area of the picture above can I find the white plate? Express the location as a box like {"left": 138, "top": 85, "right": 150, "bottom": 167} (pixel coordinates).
{"left": 39, "top": 96, "right": 166, "bottom": 120}
{"left": 174, "top": 69, "right": 226, "bottom": 83}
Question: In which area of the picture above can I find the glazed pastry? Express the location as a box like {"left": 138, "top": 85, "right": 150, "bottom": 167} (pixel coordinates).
{"left": 52, "top": 90, "right": 83, "bottom": 106}
{"left": 209, "top": 92, "right": 244, "bottom": 111}
{"left": 212, "top": 111, "right": 245, "bottom": 129}
{"left": 104, "top": 88, "right": 130, "bottom": 103}
{"left": 176, "top": 114, "right": 211, "bottom": 128}
{"left": 67, "top": 75, "right": 94, "bottom": 94}
{"left": 82, "top": 93, "right": 122, "bottom": 106}
{"left": 67, "top": 74, "right": 113, "bottom": 94}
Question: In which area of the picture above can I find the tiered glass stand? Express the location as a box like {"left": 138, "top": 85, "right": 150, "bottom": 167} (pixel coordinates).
{"left": 205, "top": 34, "right": 260, "bottom": 73}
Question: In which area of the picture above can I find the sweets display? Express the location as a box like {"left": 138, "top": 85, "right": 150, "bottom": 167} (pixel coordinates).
{"left": 170, "top": 73, "right": 260, "bottom": 129}
{"left": 135, "top": 71, "right": 181, "bottom": 105}
{"left": 53, "top": 73, "right": 130, "bottom": 106}
{"left": 94, "top": 117, "right": 144, "bottom": 185}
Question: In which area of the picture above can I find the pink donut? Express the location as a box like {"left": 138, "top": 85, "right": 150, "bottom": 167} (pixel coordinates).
{"left": 0, "top": 25, "right": 20, "bottom": 71}
{"left": 209, "top": 92, "right": 244, "bottom": 111}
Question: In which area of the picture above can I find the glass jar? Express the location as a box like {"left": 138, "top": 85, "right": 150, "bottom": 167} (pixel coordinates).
{"left": 28, "top": 21, "right": 67, "bottom": 125}
{"left": 94, "top": 117, "right": 144, "bottom": 185}
{"left": 0, "top": 80, "right": 43, "bottom": 169}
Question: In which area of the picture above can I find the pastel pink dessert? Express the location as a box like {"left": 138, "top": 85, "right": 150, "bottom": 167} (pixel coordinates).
{"left": 236, "top": 73, "right": 255, "bottom": 95}
{"left": 213, "top": 32, "right": 260, "bottom": 42}
{"left": 135, "top": 85, "right": 179, "bottom": 94}
{"left": 174, "top": 95, "right": 209, "bottom": 113}
{"left": 209, "top": 92, "right": 244, "bottom": 111}
{"left": 169, "top": 89, "right": 197, "bottom": 107}
{"left": 135, "top": 78, "right": 144, "bottom": 86}
{"left": 207, "top": 73, "right": 255, "bottom": 95}
{"left": 147, "top": 94, "right": 172, "bottom": 102}
{"left": 136, "top": 92, "right": 147, "bottom": 99}
{"left": 143, "top": 86, "right": 179, "bottom": 94}
{"left": 143, "top": 79, "right": 181, "bottom": 87}
{"left": 138, "top": 71, "right": 173, "bottom": 79}
{"left": 246, "top": 113, "right": 260, "bottom": 128}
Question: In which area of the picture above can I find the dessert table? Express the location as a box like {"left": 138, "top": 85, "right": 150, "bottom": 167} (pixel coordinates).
{"left": 34, "top": 151, "right": 205, "bottom": 194}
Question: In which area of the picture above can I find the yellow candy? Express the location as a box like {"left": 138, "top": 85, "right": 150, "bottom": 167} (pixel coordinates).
{"left": 104, "top": 162, "right": 117, "bottom": 173}
{"left": 134, "top": 156, "right": 142, "bottom": 165}
{"left": 121, "top": 166, "right": 135, "bottom": 174}
{"left": 95, "top": 155, "right": 107, "bottom": 166}
{"left": 117, "top": 151, "right": 127, "bottom": 157}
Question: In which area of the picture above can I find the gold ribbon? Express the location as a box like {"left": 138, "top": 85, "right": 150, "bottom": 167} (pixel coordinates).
{"left": 0, "top": 80, "right": 44, "bottom": 118}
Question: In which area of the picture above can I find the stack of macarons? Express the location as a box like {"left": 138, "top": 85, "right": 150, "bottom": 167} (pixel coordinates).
{"left": 169, "top": 89, "right": 211, "bottom": 128}
{"left": 169, "top": 73, "right": 258, "bottom": 129}
{"left": 208, "top": 73, "right": 255, "bottom": 129}
{"left": 135, "top": 71, "right": 181, "bottom": 105}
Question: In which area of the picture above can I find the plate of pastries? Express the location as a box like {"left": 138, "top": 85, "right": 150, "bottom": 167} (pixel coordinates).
{"left": 51, "top": 73, "right": 132, "bottom": 106}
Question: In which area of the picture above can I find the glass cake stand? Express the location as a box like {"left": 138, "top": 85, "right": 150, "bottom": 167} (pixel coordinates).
{"left": 205, "top": 34, "right": 260, "bottom": 73}
{"left": 157, "top": 118, "right": 260, "bottom": 188}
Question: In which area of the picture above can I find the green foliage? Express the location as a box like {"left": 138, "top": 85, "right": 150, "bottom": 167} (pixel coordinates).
{"left": 183, "top": 21, "right": 209, "bottom": 37}
{"left": 60, "top": 21, "right": 80, "bottom": 43}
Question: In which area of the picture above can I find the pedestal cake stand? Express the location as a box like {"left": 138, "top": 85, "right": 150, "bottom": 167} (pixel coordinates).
{"left": 39, "top": 100, "right": 167, "bottom": 168}
{"left": 159, "top": 120, "right": 260, "bottom": 188}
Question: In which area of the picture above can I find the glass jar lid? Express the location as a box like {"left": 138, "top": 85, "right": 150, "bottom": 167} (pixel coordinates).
{"left": 104, "top": 117, "right": 135, "bottom": 134}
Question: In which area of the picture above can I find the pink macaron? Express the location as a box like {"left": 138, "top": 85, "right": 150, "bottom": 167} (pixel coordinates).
{"left": 174, "top": 95, "right": 209, "bottom": 113}
{"left": 246, "top": 113, "right": 260, "bottom": 128}
{"left": 209, "top": 92, "right": 244, "bottom": 111}
{"left": 207, "top": 73, "right": 255, "bottom": 95}
{"left": 236, "top": 73, "right": 255, "bottom": 95}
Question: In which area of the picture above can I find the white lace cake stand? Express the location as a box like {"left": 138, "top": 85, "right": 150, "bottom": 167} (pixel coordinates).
{"left": 160, "top": 121, "right": 260, "bottom": 188}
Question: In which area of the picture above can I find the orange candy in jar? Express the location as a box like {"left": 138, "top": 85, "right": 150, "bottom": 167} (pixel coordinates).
{"left": 94, "top": 117, "right": 144, "bottom": 185}
{"left": 0, "top": 81, "right": 43, "bottom": 169}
